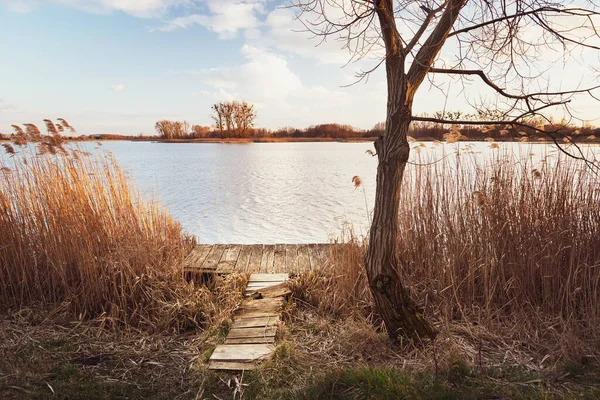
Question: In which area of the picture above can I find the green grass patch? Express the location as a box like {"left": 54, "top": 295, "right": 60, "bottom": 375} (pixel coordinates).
{"left": 264, "top": 366, "right": 567, "bottom": 400}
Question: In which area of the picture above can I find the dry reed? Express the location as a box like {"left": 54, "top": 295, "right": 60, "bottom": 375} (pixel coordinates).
{"left": 0, "top": 147, "right": 220, "bottom": 331}
{"left": 400, "top": 148, "right": 599, "bottom": 331}
{"left": 294, "top": 145, "right": 600, "bottom": 364}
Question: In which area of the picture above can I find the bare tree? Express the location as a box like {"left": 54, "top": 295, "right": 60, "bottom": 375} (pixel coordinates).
{"left": 211, "top": 103, "right": 226, "bottom": 135}
{"left": 155, "top": 120, "right": 190, "bottom": 139}
{"left": 233, "top": 101, "right": 257, "bottom": 137}
{"left": 292, "top": 0, "right": 600, "bottom": 341}
{"left": 212, "top": 101, "right": 257, "bottom": 137}
{"left": 192, "top": 125, "right": 211, "bottom": 138}
{"left": 223, "top": 102, "right": 235, "bottom": 136}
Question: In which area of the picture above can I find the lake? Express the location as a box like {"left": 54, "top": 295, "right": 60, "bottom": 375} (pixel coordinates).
{"left": 89, "top": 141, "right": 595, "bottom": 244}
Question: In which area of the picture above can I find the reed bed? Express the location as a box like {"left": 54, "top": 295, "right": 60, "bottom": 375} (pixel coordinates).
{"left": 0, "top": 148, "right": 238, "bottom": 331}
{"left": 400, "top": 147, "right": 600, "bottom": 330}
{"left": 293, "top": 145, "right": 600, "bottom": 363}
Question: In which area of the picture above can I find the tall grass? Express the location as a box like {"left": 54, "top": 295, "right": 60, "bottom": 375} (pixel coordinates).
{"left": 298, "top": 146, "right": 600, "bottom": 359}
{"left": 0, "top": 148, "right": 210, "bottom": 330}
{"left": 400, "top": 147, "right": 600, "bottom": 327}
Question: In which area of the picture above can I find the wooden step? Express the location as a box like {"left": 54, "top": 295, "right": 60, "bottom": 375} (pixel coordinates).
{"left": 208, "top": 273, "right": 290, "bottom": 371}
{"left": 248, "top": 273, "right": 289, "bottom": 282}
{"left": 232, "top": 316, "right": 280, "bottom": 329}
{"left": 225, "top": 337, "right": 276, "bottom": 345}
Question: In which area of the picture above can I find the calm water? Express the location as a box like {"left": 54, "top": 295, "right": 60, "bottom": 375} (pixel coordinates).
{"left": 93, "top": 141, "right": 378, "bottom": 244}
{"left": 88, "top": 141, "right": 596, "bottom": 244}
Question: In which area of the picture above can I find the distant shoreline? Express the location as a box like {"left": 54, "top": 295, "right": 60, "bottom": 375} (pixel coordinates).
{"left": 135, "top": 137, "right": 600, "bottom": 144}
{"left": 130, "top": 137, "right": 376, "bottom": 143}
{"left": 2, "top": 137, "right": 599, "bottom": 144}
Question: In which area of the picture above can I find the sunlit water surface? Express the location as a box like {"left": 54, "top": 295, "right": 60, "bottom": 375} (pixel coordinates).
{"left": 83, "top": 141, "right": 597, "bottom": 244}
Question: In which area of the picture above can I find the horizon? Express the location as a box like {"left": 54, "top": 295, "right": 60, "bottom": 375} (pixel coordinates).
{"left": 1, "top": 0, "right": 599, "bottom": 136}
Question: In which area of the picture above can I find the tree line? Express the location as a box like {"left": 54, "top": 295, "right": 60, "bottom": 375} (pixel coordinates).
{"left": 153, "top": 101, "right": 600, "bottom": 142}
{"left": 3, "top": 108, "right": 597, "bottom": 142}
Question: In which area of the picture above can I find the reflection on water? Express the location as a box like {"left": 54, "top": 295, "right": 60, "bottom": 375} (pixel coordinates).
{"left": 88, "top": 141, "right": 596, "bottom": 244}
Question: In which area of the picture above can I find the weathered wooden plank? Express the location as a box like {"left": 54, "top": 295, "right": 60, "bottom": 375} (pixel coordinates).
{"left": 209, "top": 344, "right": 274, "bottom": 362}
{"left": 247, "top": 245, "right": 264, "bottom": 273}
{"left": 309, "top": 244, "right": 331, "bottom": 271}
{"left": 249, "top": 273, "right": 289, "bottom": 282}
{"left": 225, "top": 337, "right": 275, "bottom": 345}
{"left": 217, "top": 245, "right": 241, "bottom": 273}
{"left": 297, "top": 244, "right": 311, "bottom": 273}
{"left": 259, "top": 245, "right": 275, "bottom": 273}
{"left": 236, "top": 297, "right": 284, "bottom": 319}
{"left": 236, "top": 246, "right": 253, "bottom": 272}
{"left": 284, "top": 244, "right": 299, "bottom": 274}
{"left": 250, "top": 283, "right": 291, "bottom": 299}
{"left": 235, "top": 310, "right": 281, "bottom": 319}
{"left": 273, "top": 244, "right": 286, "bottom": 273}
{"left": 183, "top": 245, "right": 212, "bottom": 270}
{"left": 202, "top": 244, "right": 227, "bottom": 270}
{"left": 246, "top": 282, "right": 283, "bottom": 290}
{"left": 208, "top": 361, "right": 259, "bottom": 371}
{"left": 239, "top": 297, "right": 284, "bottom": 312}
{"left": 232, "top": 316, "right": 280, "bottom": 329}
{"left": 227, "top": 326, "right": 277, "bottom": 339}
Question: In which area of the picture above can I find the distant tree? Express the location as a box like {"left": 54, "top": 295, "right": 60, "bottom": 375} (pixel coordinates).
{"left": 211, "top": 103, "right": 226, "bottom": 135}
{"left": 192, "top": 125, "right": 211, "bottom": 138}
{"left": 372, "top": 121, "right": 386, "bottom": 135}
{"left": 211, "top": 101, "right": 257, "bottom": 137}
{"left": 232, "top": 101, "right": 257, "bottom": 137}
{"left": 155, "top": 120, "right": 190, "bottom": 139}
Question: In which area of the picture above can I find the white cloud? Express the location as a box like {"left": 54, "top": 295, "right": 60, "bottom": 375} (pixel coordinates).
{"left": 260, "top": 8, "right": 356, "bottom": 65}
{"left": 184, "top": 45, "right": 386, "bottom": 129}
{"left": 1, "top": 0, "right": 193, "bottom": 18}
{"left": 1, "top": 0, "right": 37, "bottom": 12}
{"left": 153, "top": 1, "right": 267, "bottom": 38}
{"left": 196, "top": 45, "right": 302, "bottom": 101}
{"left": 111, "top": 84, "right": 125, "bottom": 92}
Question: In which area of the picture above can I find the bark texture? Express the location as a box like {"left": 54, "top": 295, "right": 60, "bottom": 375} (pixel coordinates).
{"left": 365, "top": 106, "right": 436, "bottom": 341}
{"left": 363, "top": 0, "right": 466, "bottom": 341}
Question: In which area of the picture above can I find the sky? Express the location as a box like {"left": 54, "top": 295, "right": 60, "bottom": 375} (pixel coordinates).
{"left": 1, "top": 0, "right": 599, "bottom": 135}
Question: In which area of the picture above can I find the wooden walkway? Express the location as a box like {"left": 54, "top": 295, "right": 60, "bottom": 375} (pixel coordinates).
{"left": 208, "top": 273, "right": 290, "bottom": 370}
{"left": 184, "top": 244, "right": 332, "bottom": 275}
{"left": 187, "top": 244, "right": 335, "bottom": 370}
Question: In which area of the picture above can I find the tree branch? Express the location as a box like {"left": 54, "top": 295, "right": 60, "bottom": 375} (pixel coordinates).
{"left": 428, "top": 68, "right": 600, "bottom": 101}
{"left": 404, "top": 1, "right": 448, "bottom": 55}
{"left": 407, "top": 0, "right": 467, "bottom": 97}
{"left": 449, "top": 6, "right": 600, "bottom": 47}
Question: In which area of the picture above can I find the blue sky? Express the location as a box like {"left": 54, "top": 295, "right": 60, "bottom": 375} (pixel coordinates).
{"left": 1, "top": 0, "right": 599, "bottom": 135}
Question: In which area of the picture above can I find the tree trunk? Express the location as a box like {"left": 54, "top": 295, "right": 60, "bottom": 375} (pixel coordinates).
{"left": 365, "top": 107, "right": 436, "bottom": 342}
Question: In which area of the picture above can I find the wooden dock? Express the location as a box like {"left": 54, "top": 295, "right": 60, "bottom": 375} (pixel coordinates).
{"left": 184, "top": 244, "right": 333, "bottom": 276}
{"left": 186, "top": 244, "right": 335, "bottom": 370}
{"left": 208, "top": 273, "right": 291, "bottom": 370}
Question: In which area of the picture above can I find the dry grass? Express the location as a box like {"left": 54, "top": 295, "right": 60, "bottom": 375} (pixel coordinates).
{"left": 0, "top": 272, "right": 247, "bottom": 399}
{"left": 289, "top": 147, "right": 599, "bottom": 373}
{"left": 399, "top": 147, "right": 599, "bottom": 355}
{"left": 0, "top": 147, "right": 241, "bottom": 331}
